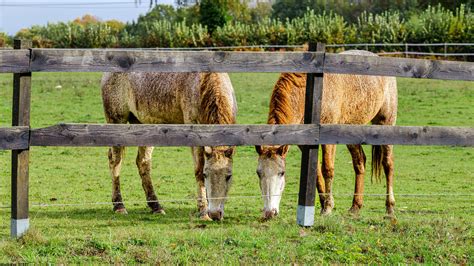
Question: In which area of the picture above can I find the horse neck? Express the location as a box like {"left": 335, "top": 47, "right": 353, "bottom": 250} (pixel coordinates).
{"left": 267, "top": 73, "right": 306, "bottom": 125}
{"left": 199, "top": 73, "right": 236, "bottom": 125}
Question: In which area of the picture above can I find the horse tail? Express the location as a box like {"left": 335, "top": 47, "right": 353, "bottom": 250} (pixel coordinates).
{"left": 371, "top": 145, "right": 383, "bottom": 183}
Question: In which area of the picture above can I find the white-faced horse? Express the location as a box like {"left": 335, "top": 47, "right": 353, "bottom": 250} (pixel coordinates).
{"left": 256, "top": 50, "right": 397, "bottom": 219}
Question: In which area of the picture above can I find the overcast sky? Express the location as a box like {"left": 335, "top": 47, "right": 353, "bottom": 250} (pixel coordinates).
{"left": 0, "top": 0, "right": 175, "bottom": 34}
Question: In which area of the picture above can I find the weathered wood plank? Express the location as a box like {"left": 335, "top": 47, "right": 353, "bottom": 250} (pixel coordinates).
{"left": 0, "top": 49, "right": 30, "bottom": 73}
{"left": 30, "top": 124, "right": 320, "bottom": 147}
{"left": 324, "top": 53, "right": 474, "bottom": 81}
{"left": 0, "top": 127, "right": 29, "bottom": 150}
{"left": 11, "top": 40, "right": 32, "bottom": 237}
{"left": 28, "top": 49, "right": 474, "bottom": 81}
{"left": 29, "top": 124, "right": 474, "bottom": 147}
{"left": 319, "top": 125, "right": 474, "bottom": 146}
{"left": 30, "top": 49, "right": 325, "bottom": 73}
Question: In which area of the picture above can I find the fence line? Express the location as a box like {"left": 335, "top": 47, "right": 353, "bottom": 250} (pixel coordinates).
{"left": 3, "top": 49, "right": 472, "bottom": 80}
{"left": 378, "top": 52, "right": 474, "bottom": 57}
{"left": 1, "top": 40, "right": 473, "bottom": 237}
{"left": 0, "top": 193, "right": 472, "bottom": 209}
{"left": 327, "top": 43, "right": 474, "bottom": 47}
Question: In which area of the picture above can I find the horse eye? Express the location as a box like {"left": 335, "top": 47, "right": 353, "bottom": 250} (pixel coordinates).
{"left": 203, "top": 173, "right": 207, "bottom": 179}
{"left": 278, "top": 171, "right": 285, "bottom": 177}
{"left": 226, "top": 175, "right": 232, "bottom": 182}
{"left": 256, "top": 170, "right": 262, "bottom": 178}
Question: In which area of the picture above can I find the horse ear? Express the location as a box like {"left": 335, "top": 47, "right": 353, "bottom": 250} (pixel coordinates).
{"left": 277, "top": 145, "right": 289, "bottom": 157}
{"left": 255, "top": 145, "right": 263, "bottom": 155}
{"left": 204, "top": 146, "right": 213, "bottom": 158}
{"left": 224, "top": 148, "right": 234, "bottom": 158}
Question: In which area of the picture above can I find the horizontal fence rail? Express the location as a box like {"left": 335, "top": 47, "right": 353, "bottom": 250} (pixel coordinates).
{"left": 29, "top": 124, "right": 320, "bottom": 147}
{"left": 0, "top": 127, "right": 29, "bottom": 149}
{"left": 1, "top": 49, "right": 473, "bottom": 81}
{"left": 318, "top": 125, "right": 474, "bottom": 146}
{"left": 29, "top": 49, "right": 325, "bottom": 73}
{"left": 1, "top": 124, "right": 472, "bottom": 149}
{"left": 323, "top": 54, "right": 473, "bottom": 80}
{"left": 0, "top": 49, "right": 30, "bottom": 73}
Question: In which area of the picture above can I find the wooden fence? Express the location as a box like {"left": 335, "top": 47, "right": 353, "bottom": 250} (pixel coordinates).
{"left": 1, "top": 40, "right": 473, "bottom": 237}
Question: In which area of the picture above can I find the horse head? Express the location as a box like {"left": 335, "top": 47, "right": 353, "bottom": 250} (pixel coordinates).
{"left": 255, "top": 145, "right": 289, "bottom": 219}
{"left": 203, "top": 146, "right": 235, "bottom": 221}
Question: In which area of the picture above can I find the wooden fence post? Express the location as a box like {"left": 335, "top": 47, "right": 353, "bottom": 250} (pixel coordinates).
{"left": 11, "top": 39, "right": 32, "bottom": 238}
{"left": 297, "top": 42, "right": 325, "bottom": 226}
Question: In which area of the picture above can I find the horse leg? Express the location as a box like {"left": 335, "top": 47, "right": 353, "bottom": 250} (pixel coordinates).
{"left": 321, "top": 144, "right": 336, "bottom": 215}
{"left": 347, "top": 144, "right": 366, "bottom": 215}
{"left": 108, "top": 146, "right": 127, "bottom": 214}
{"left": 192, "top": 147, "right": 211, "bottom": 221}
{"left": 382, "top": 145, "right": 396, "bottom": 217}
{"left": 136, "top": 146, "right": 164, "bottom": 214}
{"left": 316, "top": 159, "right": 326, "bottom": 208}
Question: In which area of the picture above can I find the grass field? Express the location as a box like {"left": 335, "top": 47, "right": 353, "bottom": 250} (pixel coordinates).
{"left": 0, "top": 72, "right": 473, "bottom": 263}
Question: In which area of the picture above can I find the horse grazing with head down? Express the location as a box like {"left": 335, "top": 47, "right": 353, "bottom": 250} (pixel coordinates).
{"left": 101, "top": 72, "right": 237, "bottom": 221}
{"left": 256, "top": 50, "right": 398, "bottom": 219}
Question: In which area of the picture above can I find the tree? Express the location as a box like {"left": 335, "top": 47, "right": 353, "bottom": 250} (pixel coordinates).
{"left": 176, "top": 5, "right": 201, "bottom": 25}
{"left": 272, "top": 0, "right": 319, "bottom": 20}
{"left": 136, "top": 4, "right": 178, "bottom": 24}
{"left": 134, "top": 0, "right": 160, "bottom": 8}
{"left": 250, "top": 2, "right": 273, "bottom": 22}
{"left": 176, "top": 0, "right": 200, "bottom": 7}
{"left": 199, "top": 0, "right": 228, "bottom": 33}
{"left": 73, "top": 14, "right": 100, "bottom": 26}
{"left": 225, "top": 0, "right": 251, "bottom": 23}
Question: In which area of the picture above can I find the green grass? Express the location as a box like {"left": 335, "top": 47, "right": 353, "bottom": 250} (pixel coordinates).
{"left": 0, "top": 73, "right": 473, "bottom": 263}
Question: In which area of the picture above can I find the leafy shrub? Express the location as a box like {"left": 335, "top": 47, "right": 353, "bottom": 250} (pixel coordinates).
{"left": 12, "top": 4, "right": 472, "bottom": 55}
{"left": 0, "top": 32, "right": 12, "bottom": 47}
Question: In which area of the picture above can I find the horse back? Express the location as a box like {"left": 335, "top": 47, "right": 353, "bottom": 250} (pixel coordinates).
{"left": 101, "top": 72, "right": 236, "bottom": 125}
{"left": 268, "top": 50, "right": 397, "bottom": 126}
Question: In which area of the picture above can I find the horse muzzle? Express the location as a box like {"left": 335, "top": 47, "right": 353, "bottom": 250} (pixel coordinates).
{"left": 208, "top": 209, "right": 224, "bottom": 221}
{"left": 263, "top": 208, "right": 279, "bottom": 219}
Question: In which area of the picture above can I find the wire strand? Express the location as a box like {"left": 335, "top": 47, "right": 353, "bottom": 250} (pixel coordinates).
{"left": 0, "top": 193, "right": 472, "bottom": 209}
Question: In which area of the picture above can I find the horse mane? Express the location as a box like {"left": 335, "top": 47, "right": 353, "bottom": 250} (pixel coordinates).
{"left": 199, "top": 73, "right": 236, "bottom": 125}
{"left": 267, "top": 73, "right": 306, "bottom": 125}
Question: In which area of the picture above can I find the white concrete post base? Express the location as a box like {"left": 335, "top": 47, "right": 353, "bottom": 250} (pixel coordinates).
{"left": 297, "top": 205, "right": 315, "bottom": 227}
{"left": 11, "top": 218, "right": 29, "bottom": 238}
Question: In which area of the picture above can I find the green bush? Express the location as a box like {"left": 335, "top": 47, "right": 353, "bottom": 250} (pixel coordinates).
{"left": 356, "top": 11, "right": 407, "bottom": 46}
{"left": 0, "top": 32, "right": 12, "bottom": 47}
{"left": 13, "top": 4, "right": 473, "bottom": 54}
{"left": 289, "top": 10, "right": 348, "bottom": 45}
{"left": 14, "top": 22, "right": 122, "bottom": 48}
{"left": 123, "top": 20, "right": 210, "bottom": 48}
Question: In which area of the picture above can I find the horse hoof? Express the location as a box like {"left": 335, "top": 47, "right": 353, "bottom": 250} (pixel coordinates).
{"left": 384, "top": 214, "right": 397, "bottom": 222}
{"left": 152, "top": 209, "right": 166, "bottom": 215}
{"left": 200, "top": 214, "right": 212, "bottom": 221}
{"left": 320, "top": 208, "right": 332, "bottom": 216}
{"left": 115, "top": 208, "right": 128, "bottom": 215}
{"left": 348, "top": 206, "right": 361, "bottom": 217}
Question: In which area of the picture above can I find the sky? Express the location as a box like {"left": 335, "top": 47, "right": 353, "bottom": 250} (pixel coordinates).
{"left": 0, "top": 0, "right": 175, "bottom": 34}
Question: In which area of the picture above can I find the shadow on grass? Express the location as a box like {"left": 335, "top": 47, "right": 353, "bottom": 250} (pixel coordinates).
{"left": 29, "top": 205, "right": 261, "bottom": 228}
{"left": 31, "top": 206, "right": 195, "bottom": 224}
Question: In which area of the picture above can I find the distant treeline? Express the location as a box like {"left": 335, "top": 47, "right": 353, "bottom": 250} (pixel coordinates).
{"left": 0, "top": 3, "right": 472, "bottom": 55}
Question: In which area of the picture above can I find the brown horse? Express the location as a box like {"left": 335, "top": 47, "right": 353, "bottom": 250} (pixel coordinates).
{"left": 101, "top": 72, "right": 237, "bottom": 221}
{"left": 256, "top": 50, "right": 398, "bottom": 219}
